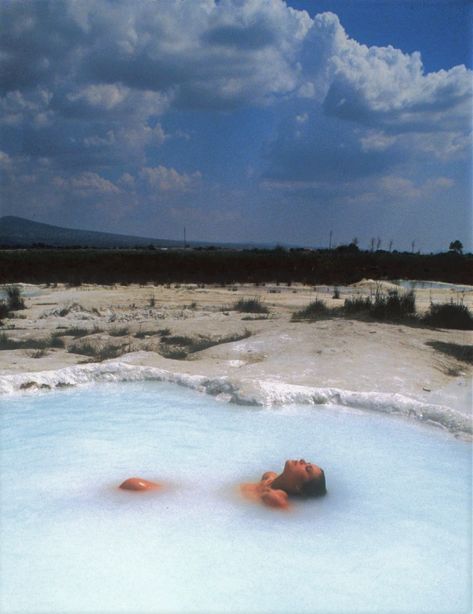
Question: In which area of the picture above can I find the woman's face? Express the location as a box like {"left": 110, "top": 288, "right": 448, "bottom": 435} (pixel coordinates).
{"left": 281, "top": 459, "right": 322, "bottom": 492}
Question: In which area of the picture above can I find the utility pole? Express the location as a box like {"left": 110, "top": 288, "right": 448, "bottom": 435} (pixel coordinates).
{"left": 329, "top": 230, "right": 333, "bottom": 250}
{"left": 183, "top": 226, "right": 187, "bottom": 248}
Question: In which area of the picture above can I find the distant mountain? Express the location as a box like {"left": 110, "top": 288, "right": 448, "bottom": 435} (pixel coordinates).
{"left": 0, "top": 216, "right": 306, "bottom": 250}
{"left": 0, "top": 216, "right": 204, "bottom": 248}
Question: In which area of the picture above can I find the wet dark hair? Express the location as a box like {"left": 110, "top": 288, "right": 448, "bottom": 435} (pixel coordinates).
{"left": 300, "top": 469, "right": 327, "bottom": 497}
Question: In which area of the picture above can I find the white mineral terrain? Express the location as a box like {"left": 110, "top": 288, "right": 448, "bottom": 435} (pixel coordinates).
{"left": 1, "top": 280, "right": 471, "bottom": 437}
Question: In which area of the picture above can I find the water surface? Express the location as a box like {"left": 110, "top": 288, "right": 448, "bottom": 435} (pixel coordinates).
{"left": 0, "top": 382, "right": 471, "bottom": 613}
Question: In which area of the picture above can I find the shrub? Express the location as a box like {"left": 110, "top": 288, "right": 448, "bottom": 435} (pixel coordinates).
{"left": 0, "top": 301, "right": 9, "bottom": 322}
{"left": 344, "top": 296, "right": 372, "bottom": 314}
{"left": 0, "top": 333, "right": 17, "bottom": 349}
{"left": 292, "top": 299, "right": 331, "bottom": 321}
{"left": 423, "top": 302, "right": 473, "bottom": 330}
{"left": 233, "top": 298, "right": 269, "bottom": 314}
{"left": 6, "top": 286, "right": 25, "bottom": 311}
{"left": 344, "top": 290, "right": 416, "bottom": 321}
{"left": 371, "top": 289, "right": 416, "bottom": 320}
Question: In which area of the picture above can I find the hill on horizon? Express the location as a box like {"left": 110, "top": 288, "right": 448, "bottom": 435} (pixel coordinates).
{"left": 0, "top": 216, "right": 247, "bottom": 249}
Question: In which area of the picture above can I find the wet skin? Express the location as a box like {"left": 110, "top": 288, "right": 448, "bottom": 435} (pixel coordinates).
{"left": 119, "top": 477, "right": 161, "bottom": 491}
{"left": 240, "top": 459, "right": 325, "bottom": 510}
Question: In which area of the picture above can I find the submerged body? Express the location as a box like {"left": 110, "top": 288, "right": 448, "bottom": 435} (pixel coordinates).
{"left": 119, "top": 459, "right": 326, "bottom": 509}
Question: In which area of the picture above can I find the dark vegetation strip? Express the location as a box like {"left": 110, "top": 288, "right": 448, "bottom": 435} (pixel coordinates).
{"left": 0, "top": 249, "right": 471, "bottom": 285}
{"left": 292, "top": 291, "right": 473, "bottom": 330}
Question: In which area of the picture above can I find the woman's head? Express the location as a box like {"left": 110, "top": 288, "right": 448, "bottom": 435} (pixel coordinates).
{"left": 275, "top": 459, "right": 327, "bottom": 496}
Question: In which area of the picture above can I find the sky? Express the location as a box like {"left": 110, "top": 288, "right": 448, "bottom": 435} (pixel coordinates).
{"left": 0, "top": 0, "right": 471, "bottom": 252}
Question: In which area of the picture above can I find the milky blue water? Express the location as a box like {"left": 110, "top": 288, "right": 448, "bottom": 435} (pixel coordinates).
{"left": 394, "top": 280, "right": 473, "bottom": 292}
{"left": 0, "top": 382, "right": 471, "bottom": 613}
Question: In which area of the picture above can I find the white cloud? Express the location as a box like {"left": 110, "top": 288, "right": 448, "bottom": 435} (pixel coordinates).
{"left": 0, "top": 150, "right": 11, "bottom": 166}
{"left": 360, "top": 131, "right": 397, "bottom": 152}
{"left": 140, "top": 166, "right": 202, "bottom": 192}
{"left": 66, "top": 84, "right": 129, "bottom": 110}
{"left": 307, "top": 12, "right": 472, "bottom": 136}
{"left": 53, "top": 172, "right": 120, "bottom": 194}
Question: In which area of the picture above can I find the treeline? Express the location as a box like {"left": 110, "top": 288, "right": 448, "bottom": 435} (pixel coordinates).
{"left": 0, "top": 248, "right": 470, "bottom": 285}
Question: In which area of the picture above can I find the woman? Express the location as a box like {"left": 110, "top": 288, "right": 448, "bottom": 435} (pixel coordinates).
{"left": 240, "top": 459, "right": 327, "bottom": 509}
{"left": 119, "top": 459, "right": 327, "bottom": 509}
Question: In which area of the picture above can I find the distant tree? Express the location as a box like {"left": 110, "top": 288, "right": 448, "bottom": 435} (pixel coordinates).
{"left": 449, "top": 240, "right": 463, "bottom": 254}
{"left": 336, "top": 242, "right": 359, "bottom": 253}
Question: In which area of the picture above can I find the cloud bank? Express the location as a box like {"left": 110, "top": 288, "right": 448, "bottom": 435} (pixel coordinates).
{"left": 0, "top": 0, "right": 471, "bottom": 248}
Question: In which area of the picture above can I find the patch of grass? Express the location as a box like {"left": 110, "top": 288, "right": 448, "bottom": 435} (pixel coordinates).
{"left": 233, "top": 298, "right": 269, "bottom": 314}
{"left": 49, "top": 334, "right": 66, "bottom": 348}
{"left": 109, "top": 326, "right": 130, "bottom": 337}
{"left": 57, "top": 327, "right": 90, "bottom": 338}
{"left": 422, "top": 302, "right": 473, "bottom": 330}
{"left": 292, "top": 299, "right": 333, "bottom": 321}
{"left": 53, "top": 326, "right": 103, "bottom": 338}
{"left": 159, "top": 329, "right": 252, "bottom": 360}
{"left": 28, "top": 348, "right": 48, "bottom": 359}
{"left": 425, "top": 341, "right": 473, "bottom": 364}
{"left": 158, "top": 346, "right": 188, "bottom": 360}
{"left": 134, "top": 330, "right": 157, "bottom": 339}
{"left": 0, "top": 333, "right": 58, "bottom": 350}
{"left": 67, "top": 340, "right": 129, "bottom": 361}
{"left": 241, "top": 314, "right": 269, "bottom": 320}
{"left": 57, "top": 303, "right": 100, "bottom": 317}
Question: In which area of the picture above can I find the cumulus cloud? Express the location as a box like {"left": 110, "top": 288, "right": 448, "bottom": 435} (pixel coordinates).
{"left": 263, "top": 11, "right": 471, "bottom": 189}
{"left": 0, "top": 0, "right": 470, "bottom": 249}
{"left": 303, "top": 12, "right": 472, "bottom": 134}
{"left": 53, "top": 172, "right": 120, "bottom": 194}
{"left": 140, "top": 166, "right": 202, "bottom": 192}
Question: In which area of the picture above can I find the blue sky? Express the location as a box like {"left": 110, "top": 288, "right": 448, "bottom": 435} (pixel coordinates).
{"left": 0, "top": 0, "right": 471, "bottom": 252}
